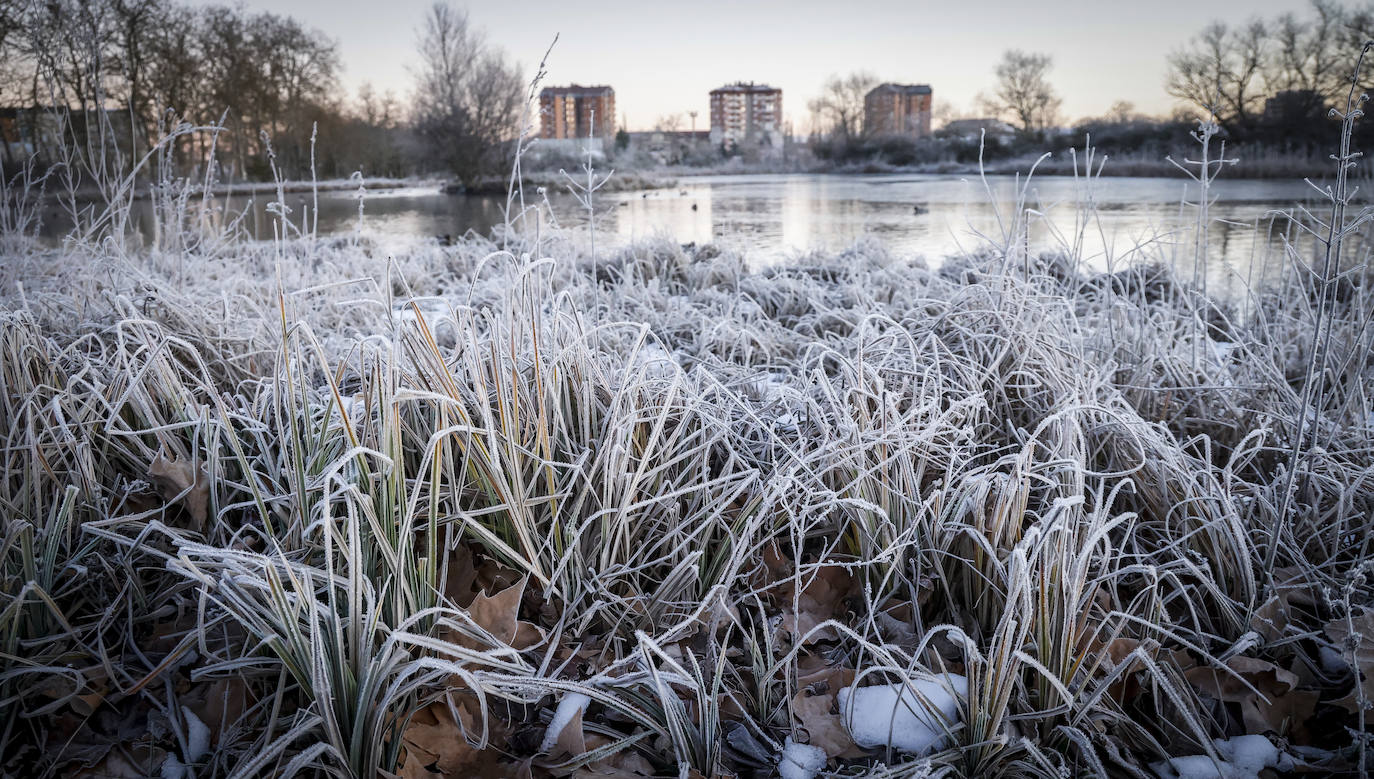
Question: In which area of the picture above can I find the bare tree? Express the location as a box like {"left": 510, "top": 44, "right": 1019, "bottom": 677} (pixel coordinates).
{"left": 108, "top": 0, "right": 165, "bottom": 151}
{"left": 411, "top": 1, "right": 522, "bottom": 185}
{"left": 1267, "top": 1, "right": 1345, "bottom": 102}
{"left": 358, "top": 82, "right": 382, "bottom": 126}
{"left": 0, "top": 0, "right": 30, "bottom": 106}
{"left": 988, "top": 50, "right": 1061, "bottom": 133}
{"left": 1164, "top": 1, "right": 1374, "bottom": 138}
{"left": 1166, "top": 20, "right": 1268, "bottom": 130}
{"left": 1105, "top": 100, "right": 1138, "bottom": 123}
{"left": 257, "top": 13, "right": 340, "bottom": 173}
{"left": 0, "top": 0, "right": 372, "bottom": 180}
{"left": 808, "top": 70, "right": 878, "bottom": 139}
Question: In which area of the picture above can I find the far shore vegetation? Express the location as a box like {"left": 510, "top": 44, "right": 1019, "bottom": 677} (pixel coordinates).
{"left": 5, "top": 0, "right": 1374, "bottom": 193}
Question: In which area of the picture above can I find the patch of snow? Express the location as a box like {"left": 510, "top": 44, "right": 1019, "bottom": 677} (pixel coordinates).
{"left": 1218, "top": 735, "right": 1288, "bottom": 772}
{"left": 837, "top": 673, "right": 967, "bottom": 755}
{"left": 539, "top": 692, "right": 591, "bottom": 753}
{"left": 1150, "top": 735, "right": 1288, "bottom": 779}
{"left": 1152, "top": 755, "right": 1232, "bottom": 779}
{"left": 181, "top": 705, "right": 211, "bottom": 762}
{"left": 160, "top": 755, "right": 188, "bottom": 779}
{"left": 778, "top": 736, "right": 827, "bottom": 779}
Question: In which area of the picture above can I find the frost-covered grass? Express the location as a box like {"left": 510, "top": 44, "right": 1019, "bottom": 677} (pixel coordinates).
{"left": 2, "top": 139, "right": 1374, "bottom": 778}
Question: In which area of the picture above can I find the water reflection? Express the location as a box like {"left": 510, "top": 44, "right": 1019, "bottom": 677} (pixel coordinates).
{"left": 87, "top": 173, "right": 1333, "bottom": 290}
{"left": 594, "top": 174, "right": 1327, "bottom": 293}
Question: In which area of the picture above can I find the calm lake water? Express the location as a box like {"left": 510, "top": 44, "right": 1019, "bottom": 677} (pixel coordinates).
{"left": 120, "top": 172, "right": 1333, "bottom": 293}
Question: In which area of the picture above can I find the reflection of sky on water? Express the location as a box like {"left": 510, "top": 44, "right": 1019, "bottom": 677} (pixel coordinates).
{"left": 105, "top": 173, "right": 1335, "bottom": 294}
{"left": 599, "top": 174, "right": 1329, "bottom": 296}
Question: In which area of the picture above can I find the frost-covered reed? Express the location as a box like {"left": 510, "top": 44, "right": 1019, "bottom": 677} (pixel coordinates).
{"left": 1, "top": 127, "right": 1373, "bottom": 778}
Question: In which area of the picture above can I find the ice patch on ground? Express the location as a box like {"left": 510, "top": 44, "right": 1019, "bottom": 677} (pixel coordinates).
{"left": 539, "top": 692, "right": 591, "bottom": 753}
{"left": 837, "top": 673, "right": 967, "bottom": 754}
{"left": 777, "top": 736, "right": 827, "bottom": 779}
{"left": 160, "top": 755, "right": 188, "bottom": 779}
{"left": 181, "top": 705, "right": 211, "bottom": 762}
{"left": 1150, "top": 735, "right": 1290, "bottom": 779}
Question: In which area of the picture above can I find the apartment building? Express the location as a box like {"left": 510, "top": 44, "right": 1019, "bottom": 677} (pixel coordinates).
{"left": 864, "top": 83, "right": 933, "bottom": 138}
{"left": 708, "top": 82, "right": 783, "bottom": 150}
{"left": 539, "top": 85, "right": 616, "bottom": 140}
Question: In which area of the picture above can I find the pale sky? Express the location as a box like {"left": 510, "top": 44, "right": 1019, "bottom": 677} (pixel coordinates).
{"left": 194, "top": 0, "right": 1306, "bottom": 131}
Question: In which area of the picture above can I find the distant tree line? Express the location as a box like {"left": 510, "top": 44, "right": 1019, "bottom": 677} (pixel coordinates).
{"left": 0, "top": 0, "right": 523, "bottom": 185}
{"left": 1166, "top": 0, "right": 1374, "bottom": 148}
{"left": 809, "top": 1, "right": 1374, "bottom": 170}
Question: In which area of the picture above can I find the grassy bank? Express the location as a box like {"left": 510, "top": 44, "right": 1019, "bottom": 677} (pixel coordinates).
{"left": 457, "top": 170, "right": 677, "bottom": 196}
{"left": 1, "top": 142, "right": 1373, "bottom": 779}
{"left": 824, "top": 149, "right": 1342, "bottom": 180}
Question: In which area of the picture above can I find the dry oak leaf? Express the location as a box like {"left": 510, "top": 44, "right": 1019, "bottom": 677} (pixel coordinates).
{"left": 448, "top": 576, "right": 546, "bottom": 651}
{"left": 1251, "top": 567, "right": 1320, "bottom": 642}
{"left": 1077, "top": 636, "right": 1154, "bottom": 705}
{"left": 148, "top": 453, "right": 210, "bottom": 528}
{"left": 752, "top": 539, "right": 791, "bottom": 588}
{"left": 184, "top": 677, "right": 251, "bottom": 747}
{"left": 400, "top": 700, "right": 515, "bottom": 777}
{"left": 441, "top": 544, "right": 481, "bottom": 608}
{"left": 554, "top": 705, "right": 587, "bottom": 758}
{"left": 791, "top": 665, "right": 865, "bottom": 759}
{"left": 72, "top": 746, "right": 168, "bottom": 779}
{"left": 561, "top": 733, "right": 657, "bottom": 777}
{"left": 778, "top": 564, "right": 854, "bottom": 645}
{"left": 1183, "top": 654, "right": 1318, "bottom": 738}
{"left": 1323, "top": 607, "right": 1374, "bottom": 715}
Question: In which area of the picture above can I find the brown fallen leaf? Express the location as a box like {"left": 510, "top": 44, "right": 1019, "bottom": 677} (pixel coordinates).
{"left": 790, "top": 664, "right": 865, "bottom": 759}
{"left": 448, "top": 576, "right": 545, "bottom": 651}
{"left": 1183, "top": 654, "right": 1317, "bottom": 739}
{"left": 567, "top": 733, "right": 657, "bottom": 777}
{"left": 1251, "top": 567, "right": 1320, "bottom": 642}
{"left": 400, "top": 698, "right": 513, "bottom": 777}
{"left": 441, "top": 544, "right": 481, "bottom": 608}
{"left": 474, "top": 553, "right": 525, "bottom": 597}
{"left": 1083, "top": 636, "right": 1147, "bottom": 705}
{"left": 149, "top": 453, "right": 210, "bottom": 528}
{"left": 755, "top": 539, "right": 790, "bottom": 587}
{"left": 72, "top": 742, "right": 167, "bottom": 779}
{"left": 777, "top": 564, "right": 855, "bottom": 645}
{"left": 1323, "top": 607, "right": 1374, "bottom": 715}
{"left": 185, "top": 677, "right": 251, "bottom": 746}
{"left": 554, "top": 705, "right": 587, "bottom": 757}
{"left": 397, "top": 748, "right": 445, "bottom": 779}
